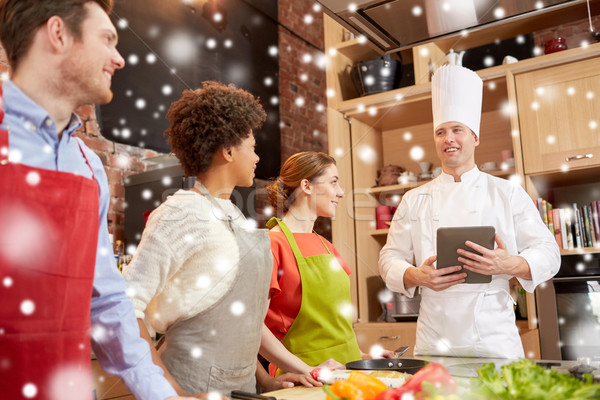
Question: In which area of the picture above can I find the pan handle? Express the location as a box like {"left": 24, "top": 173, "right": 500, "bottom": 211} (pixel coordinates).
{"left": 393, "top": 345, "right": 410, "bottom": 357}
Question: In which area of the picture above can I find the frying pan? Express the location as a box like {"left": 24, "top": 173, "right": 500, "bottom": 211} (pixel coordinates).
{"left": 346, "top": 358, "right": 428, "bottom": 374}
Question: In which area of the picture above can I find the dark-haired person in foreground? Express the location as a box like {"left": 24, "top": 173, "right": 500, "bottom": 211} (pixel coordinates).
{"left": 0, "top": 0, "right": 201, "bottom": 399}
{"left": 123, "top": 82, "right": 316, "bottom": 397}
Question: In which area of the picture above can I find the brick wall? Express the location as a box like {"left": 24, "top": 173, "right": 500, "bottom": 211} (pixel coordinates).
{"left": 277, "top": 0, "right": 327, "bottom": 163}
{"left": 73, "top": 105, "right": 159, "bottom": 242}
{"left": 534, "top": 14, "right": 600, "bottom": 50}
{"left": 255, "top": 0, "right": 330, "bottom": 235}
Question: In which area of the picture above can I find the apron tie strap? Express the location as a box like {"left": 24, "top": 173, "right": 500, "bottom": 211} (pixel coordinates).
{"left": 266, "top": 217, "right": 305, "bottom": 264}
{"left": 0, "top": 85, "right": 9, "bottom": 164}
{"left": 473, "top": 287, "right": 515, "bottom": 342}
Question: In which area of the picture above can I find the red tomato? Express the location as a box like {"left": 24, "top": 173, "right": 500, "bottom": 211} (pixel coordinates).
{"left": 401, "top": 363, "right": 457, "bottom": 395}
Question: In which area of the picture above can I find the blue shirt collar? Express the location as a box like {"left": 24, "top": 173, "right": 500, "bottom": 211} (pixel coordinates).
{"left": 2, "top": 79, "right": 82, "bottom": 142}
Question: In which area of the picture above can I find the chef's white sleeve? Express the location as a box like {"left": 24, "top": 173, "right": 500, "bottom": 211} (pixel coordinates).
{"left": 511, "top": 185, "right": 561, "bottom": 292}
{"left": 378, "top": 198, "right": 419, "bottom": 298}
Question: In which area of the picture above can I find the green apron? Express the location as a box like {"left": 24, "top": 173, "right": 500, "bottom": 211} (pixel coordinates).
{"left": 267, "top": 217, "right": 362, "bottom": 371}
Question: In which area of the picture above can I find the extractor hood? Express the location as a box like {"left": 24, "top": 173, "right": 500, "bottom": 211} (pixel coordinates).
{"left": 317, "top": 0, "right": 597, "bottom": 54}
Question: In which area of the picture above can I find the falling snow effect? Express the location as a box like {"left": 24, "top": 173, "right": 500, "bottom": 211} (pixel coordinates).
{"left": 230, "top": 301, "right": 245, "bottom": 316}
{"left": 409, "top": 146, "right": 425, "bottom": 161}
{"left": 196, "top": 274, "right": 212, "bottom": 289}
{"left": 329, "top": 258, "right": 342, "bottom": 271}
{"left": 338, "top": 302, "right": 355, "bottom": 319}
{"left": 22, "top": 383, "right": 37, "bottom": 398}
{"left": 191, "top": 346, "right": 203, "bottom": 359}
{"left": 369, "top": 344, "right": 385, "bottom": 358}
{"left": 0, "top": 202, "right": 52, "bottom": 267}
{"left": 20, "top": 300, "right": 35, "bottom": 315}
{"left": 48, "top": 365, "right": 93, "bottom": 400}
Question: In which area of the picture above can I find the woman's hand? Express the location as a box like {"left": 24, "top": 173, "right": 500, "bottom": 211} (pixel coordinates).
{"left": 315, "top": 358, "right": 345, "bottom": 370}
{"left": 262, "top": 372, "right": 320, "bottom": 391}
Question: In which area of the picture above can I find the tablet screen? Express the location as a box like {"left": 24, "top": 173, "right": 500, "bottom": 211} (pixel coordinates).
{"left": 436, "top": 226, "right": 495, "bottom": 284}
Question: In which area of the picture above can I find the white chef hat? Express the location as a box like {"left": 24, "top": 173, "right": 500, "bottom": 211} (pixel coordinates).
{"left": 431, "top": 64, "right": 483, "bottom": 137}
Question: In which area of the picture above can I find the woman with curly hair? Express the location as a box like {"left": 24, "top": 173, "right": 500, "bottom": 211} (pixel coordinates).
{"left": 261, "top": 152, "right": 395, "bottom": 377}
{"left": 123, "top": 82, "right": 313, "bottom": 397}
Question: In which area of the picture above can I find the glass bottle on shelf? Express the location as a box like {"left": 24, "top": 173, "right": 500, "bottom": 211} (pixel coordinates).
{"left": 114, "top": 240, "right": 124, "bottom": 272}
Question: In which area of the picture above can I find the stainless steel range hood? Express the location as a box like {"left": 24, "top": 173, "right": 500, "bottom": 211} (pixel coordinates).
{"left": 317, "top": 0, "right": 596, "bottom": 54}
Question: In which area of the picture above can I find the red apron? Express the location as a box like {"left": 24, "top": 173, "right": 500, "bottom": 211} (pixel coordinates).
{"left": 0, "top": 86, "right": 99, "bottom": 400}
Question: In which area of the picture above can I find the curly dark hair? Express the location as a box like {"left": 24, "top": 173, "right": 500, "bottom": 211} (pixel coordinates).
{"left": 265, "top": 151, "right": 336, "bottom": 214}
{"left": 164, "top": 81, "right": 266, "bottom": 176}
{"left": 0, "top": 0, "right": 113, "bottom": 71}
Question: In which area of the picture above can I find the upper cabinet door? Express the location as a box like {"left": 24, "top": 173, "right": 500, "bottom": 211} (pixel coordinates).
{"left": 515, "top": 57, "right": 600, "bottom": 175}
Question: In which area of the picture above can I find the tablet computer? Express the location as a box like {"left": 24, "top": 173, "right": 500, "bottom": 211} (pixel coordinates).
{"left": 436, "top": 226, "right": 495, "bottom": 284}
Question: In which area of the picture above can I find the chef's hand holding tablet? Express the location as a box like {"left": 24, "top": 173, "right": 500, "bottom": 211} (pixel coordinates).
{"left": 404, "top": 254, "right": 467, "bottom": 292}
{"left": 458, "top": 233, "right": 532, "bottom": 280}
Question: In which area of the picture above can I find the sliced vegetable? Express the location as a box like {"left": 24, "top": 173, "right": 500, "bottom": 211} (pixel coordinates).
{"left": 326, "top": 379, "right": 367, "bottom": 400}
{"left": 374, "top": 363, "right": 457, "bottom": 400}
{"left": 310, "top": 368, "right": 323, "bottom": 381}
{"left": 347, "top": 371, "right": 389, "bottom": 398}
{"left": 401, "top": 363, "right": 457, "bottom": 396}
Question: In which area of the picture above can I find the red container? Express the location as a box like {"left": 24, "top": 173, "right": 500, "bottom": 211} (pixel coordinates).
{"left": 544, "top": 37, "right": 567, "bottom": 54}
{"left": 376, "top": 205, "right": 393, "bottom": 229}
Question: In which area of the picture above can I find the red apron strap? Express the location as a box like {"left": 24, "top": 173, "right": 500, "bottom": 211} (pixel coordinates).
{"left": 0, "top": 84, "right": 5, "bottom": 123}
{"left": 75, "top": 138, "right": 96, "bottom": 180}
{"left": 0, "top": 84, "right": 8, "bottom": 164}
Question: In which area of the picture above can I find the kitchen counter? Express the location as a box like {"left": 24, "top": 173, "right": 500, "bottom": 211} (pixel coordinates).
{"left": 263, "top": 357, "right": 599, "bottom": 400}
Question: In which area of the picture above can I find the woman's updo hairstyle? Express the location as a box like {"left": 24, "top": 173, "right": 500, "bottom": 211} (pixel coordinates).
{"left": 265, "top": 151, "right": 336, "bottom": 214}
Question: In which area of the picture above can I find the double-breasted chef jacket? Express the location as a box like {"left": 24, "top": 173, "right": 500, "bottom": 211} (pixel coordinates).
{"left": 379, "top": 166, "right": 560, "bottom": 358}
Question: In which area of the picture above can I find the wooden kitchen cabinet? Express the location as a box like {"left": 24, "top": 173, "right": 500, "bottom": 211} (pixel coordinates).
{"left": 354, "top": 321, "right": 540, "bottom": 360}
{"left": 323, "top": 13, "right": 600, "bottom": 333}
{"left": 354, "top": 322, "right": 417, "bottom": 358}
{"left": 515, "top": 56, "right": 600, "bottom": 175}
{"left": 512, "top": 54, "right": 600, "bottom": 255}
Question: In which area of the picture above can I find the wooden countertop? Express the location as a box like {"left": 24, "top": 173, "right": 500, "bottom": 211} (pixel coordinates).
{"left": 264, "top": 386, "right": 326, "bottom": 400}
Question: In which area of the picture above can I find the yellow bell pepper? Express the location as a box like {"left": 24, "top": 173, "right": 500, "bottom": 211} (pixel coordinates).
{"left": 347, "top": 371, "right": 389, "bottom": 399}
{"left": 324, "top": 371, "right": 388, "bottom": 400}
{"left": 325, "top": 379, "right": 366, "bottom": 400}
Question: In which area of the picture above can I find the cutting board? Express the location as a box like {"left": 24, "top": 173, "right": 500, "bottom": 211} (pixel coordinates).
{"left": 263, "top": 386, "right": 325, "bottom": 400}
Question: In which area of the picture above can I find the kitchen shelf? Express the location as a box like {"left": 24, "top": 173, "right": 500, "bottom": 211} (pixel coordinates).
{"left": 335, "top": 43, "right": 600, "bottom": 130}
{"left": 334, "top": 38, "right": 381, "bottom": 62}
{"left": 333, "top": 37, "right": 413, "bottom": 64}
{"left": 527, "top": 165, "right": 600, "bottom": 189}
{"left": 367, "top": 169, "right": 516, "bottom": 197}
{"left": 370, "top": 228, "right": 390, "bottom": 236}
{"left": 560, "top": 247, "right": 600, "bottom": 255}
{"left": 368, "top": 181, "right": 422, "bottom": 195}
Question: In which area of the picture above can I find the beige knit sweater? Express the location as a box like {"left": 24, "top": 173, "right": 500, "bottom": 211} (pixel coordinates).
{"left": 123, "top": 189, "right": 246, "bottom": 333}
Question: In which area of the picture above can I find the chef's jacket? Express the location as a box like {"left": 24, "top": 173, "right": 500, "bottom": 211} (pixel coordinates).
{"left": 379, "top": 167, "right": 560, "bottom": 358}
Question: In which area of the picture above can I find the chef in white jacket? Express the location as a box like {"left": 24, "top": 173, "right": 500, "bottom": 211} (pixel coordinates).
{"left": 378, "top": 65, "right": 560, "bottom": 359}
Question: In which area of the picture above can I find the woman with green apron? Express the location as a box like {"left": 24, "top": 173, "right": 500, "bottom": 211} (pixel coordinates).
{"left": 260, "top": 152, "right": 394, "bottom": 376}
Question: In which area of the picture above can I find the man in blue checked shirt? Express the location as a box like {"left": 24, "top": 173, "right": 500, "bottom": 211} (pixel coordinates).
{"left": 0, "top": 1, "right": 215, "bottom": 399}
